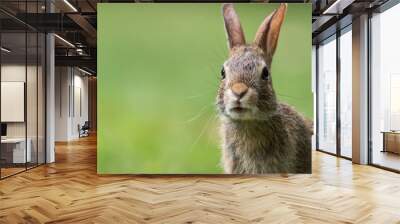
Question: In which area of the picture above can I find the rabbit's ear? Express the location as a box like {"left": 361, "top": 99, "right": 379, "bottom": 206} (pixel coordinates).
{"left": 254, "top": 3, "right": 287, "bottom": 64}
{"left": 222, "top": 4, "right": 246, "bottom": 49}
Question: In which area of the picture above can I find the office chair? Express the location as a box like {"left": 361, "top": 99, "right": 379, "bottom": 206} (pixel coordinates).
{"left": 79, "top": 121, "right": 90, "bottom": 138}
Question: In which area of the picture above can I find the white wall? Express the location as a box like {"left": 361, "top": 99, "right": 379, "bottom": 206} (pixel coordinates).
{"left": 72, "top": 73, "right": 89, "bottom": 138}
{"left": 55, "top": 67, "right": 89, "bottom": 141}
{"left": 1, "top": 64, "right": 25, "bottom": 81}
{"left": 55, "top": 67, "right": 70, "bottom": 141}
{"left": 1, "top": 65, "right": 27, "bottom": 141}
{"left": 1, "top": 82, "right": 25, "bottom": 122}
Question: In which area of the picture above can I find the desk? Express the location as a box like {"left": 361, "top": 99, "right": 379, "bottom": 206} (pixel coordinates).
{"left": 1, "top": 138, "right": 31, "bottom": 163}
{"left": 382, "top": 131, "right": 400, "bottom": 154}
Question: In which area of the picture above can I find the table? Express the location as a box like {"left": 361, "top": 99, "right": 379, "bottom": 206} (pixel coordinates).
{"left": 381, "top": 131, "right": 400, "bottom": 154}
{"left": 1, "top": 138, "right": 31, "bottom": 163}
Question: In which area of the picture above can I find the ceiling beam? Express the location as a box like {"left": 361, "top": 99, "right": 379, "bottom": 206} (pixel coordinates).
{"left": 10, "top": 13, "right": 84, "bottom": 32}
{"left": 55, "top": 55, "right": 96, "bottom": 70}
{"left": 67, "top": 13, "right": 97, "bottom": 46}
{"left": 323, "top": 0, "right": 355, "bottom": 14}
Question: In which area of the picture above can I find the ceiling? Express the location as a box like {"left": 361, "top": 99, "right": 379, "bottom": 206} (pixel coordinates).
{"left": 0, "top": 0, "right": 98, "bottom": 74}
{"left": 0, "top": 0, "right": 396, "bottom": 74}
{"left": 312, "top": 0, "right": 392, "bottom": 44}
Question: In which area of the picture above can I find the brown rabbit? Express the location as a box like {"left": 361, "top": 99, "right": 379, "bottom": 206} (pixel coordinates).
{"left": 217, "top": 3, "right": 312, "bottom": 174}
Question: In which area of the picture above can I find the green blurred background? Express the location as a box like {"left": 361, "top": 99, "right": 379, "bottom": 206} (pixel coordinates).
{"left": 98, "top": 3, "right": 311, "bottom": 174}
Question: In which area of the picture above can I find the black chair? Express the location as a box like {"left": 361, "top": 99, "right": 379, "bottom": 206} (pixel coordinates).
{"left": 79, "top": 121, "right": 90, "bottom": 138}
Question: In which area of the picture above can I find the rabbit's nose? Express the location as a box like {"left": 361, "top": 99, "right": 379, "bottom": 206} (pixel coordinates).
{"left": 231, "top": 82, "right": 248, "bottom": 99}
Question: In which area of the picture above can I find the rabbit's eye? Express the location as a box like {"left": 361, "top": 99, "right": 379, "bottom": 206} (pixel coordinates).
{"left": 221, "top": 67, "right": 226, "bottom": 79}
{"left": 261, "top": 67, "right": 270, "bottom": 80}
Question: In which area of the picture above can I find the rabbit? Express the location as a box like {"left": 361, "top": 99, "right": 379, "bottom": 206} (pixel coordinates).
{"left": 217, "top": 3, "right": 312, "bottom": 174}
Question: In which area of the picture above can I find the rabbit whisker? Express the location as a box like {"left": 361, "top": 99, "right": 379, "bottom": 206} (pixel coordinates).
{"left": 187, "top": 113, "right": 218, "bottom": 152}
{"left": 182, "top": 103, "right": 214, "bottom": 124}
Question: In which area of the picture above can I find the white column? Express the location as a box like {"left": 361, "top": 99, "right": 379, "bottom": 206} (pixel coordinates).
{"left": 352, "top": 14, "right": 369, "bottom": 164}
{"left": 45, "top": 0, "right": 56, "bottom": 163}
{"left": 46, "top": 32, "right": 55, "bottom": 163}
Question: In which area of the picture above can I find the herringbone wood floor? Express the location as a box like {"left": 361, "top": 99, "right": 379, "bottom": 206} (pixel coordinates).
{"left": 1, "top": 135, "right": 400, "bottom": 224}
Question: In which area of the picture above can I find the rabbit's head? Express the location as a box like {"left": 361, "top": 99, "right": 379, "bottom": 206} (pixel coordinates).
{"left": 217, "top": 3, "right": 287, "bottom": 121}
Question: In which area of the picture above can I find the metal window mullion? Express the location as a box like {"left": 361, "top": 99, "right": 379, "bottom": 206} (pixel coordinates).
{"left": 36, "top": 0, "right": 39, "bottom": 167}
{"left": 0, "top": 25, "right": 2, "bottom": 179}
{"left": 367, "top": 11, "right": 373, "bottom": 165}
{"left": 316, "top": 45, "right": 320, "bottom": 150}
{"left": 25, "top": 0, "right": 28, "bottom": 171}
{"left": 69, "top": 68, "right": 71, "bottom": 118}
{"left": 73, "top": 68, "right": 75, "bottom": 118}
{"left": 44, "top": 32, "right": 47, "bottom": 164}
{"left": 336, "top": 29, "right": 341, "bottom": 157}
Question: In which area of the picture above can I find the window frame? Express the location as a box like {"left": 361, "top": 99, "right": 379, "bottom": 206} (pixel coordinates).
{"left": 315, "top": 24, "right": 353, "bottom": 160}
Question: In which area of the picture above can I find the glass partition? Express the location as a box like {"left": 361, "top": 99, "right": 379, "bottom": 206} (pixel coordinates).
{"left": 1, "top": 31, "right": 28, "bottom": 177}
{"left": 27, "top": 31, "right": 38, "bottom": 169}
{"left": 0, "top": 2, "right": 46, "bottom": 179}
{"left": 371, "top": 4, "right": 400, "bottom": 171}
{"left": 317, "top": 36, "right": 337, "bottom": 154}
{"left": 339, "top": 28, "right": 352, "bottom": 158}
